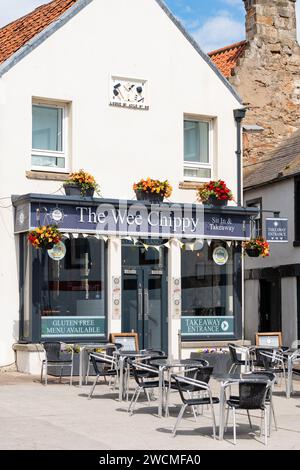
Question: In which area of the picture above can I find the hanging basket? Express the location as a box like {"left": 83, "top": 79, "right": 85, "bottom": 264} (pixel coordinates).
{"left": 135, "top": 190, "right": 164, "bottom": 203}
{"left": 63, "top": 183, "right": 94, "bottom": 197}
{"left": 245, "top": 247, "right": 260, "bottom": 257}
{"left": 206, "top": 195, "right": 228, "bottom": 206}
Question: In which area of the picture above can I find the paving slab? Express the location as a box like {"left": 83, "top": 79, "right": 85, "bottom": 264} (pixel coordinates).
{"left": 0, "top": 372, "right": 299, "bottom": 450}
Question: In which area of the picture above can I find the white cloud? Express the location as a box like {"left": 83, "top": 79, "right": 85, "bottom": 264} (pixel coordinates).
{"left": 192, "top": 11, "right": 245, "bottom": 53}
{"left": 0, "top": 0, "right": 48, "bottom": 28}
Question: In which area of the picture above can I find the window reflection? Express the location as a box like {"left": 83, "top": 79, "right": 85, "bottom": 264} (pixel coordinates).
{"left": 181, "top": 242, "right": 239, "bottom": 317}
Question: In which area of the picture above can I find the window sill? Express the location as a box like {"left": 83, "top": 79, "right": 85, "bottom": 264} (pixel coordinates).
{"left": 179, "top": 181, "right": 205, "bottom": 190}
{"left": 26, "top": 170, "right": 70, "bottom": 181}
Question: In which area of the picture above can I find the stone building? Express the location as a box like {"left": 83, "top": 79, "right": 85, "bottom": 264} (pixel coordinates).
{"left": 210, "top": 0, "right": 300, "bottom": 347}
{"left": 209, "top": 0, "right": 300, "bottom": 166}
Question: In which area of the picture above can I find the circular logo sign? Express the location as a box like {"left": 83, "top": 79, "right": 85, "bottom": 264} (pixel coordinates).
{"left": 221, "top": 320, "right": 229, "bottom": 332}
{"left": 51, "top": 209, "right": 64, "bottom": 222}
{"left": 213, "top": 246, "right": 229, "bottom": 266}
{"left": 19, "top": 211, "right": 25, "bottom": 225}
{"left": 47, "top": 241, "right": 66, "bottom": 261}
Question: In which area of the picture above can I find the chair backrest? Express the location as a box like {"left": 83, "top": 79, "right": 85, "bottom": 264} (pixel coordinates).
{"left": 90, "top": 353, "right": 115, "bottom": 375}
{"left": 228, "top": 343, "right": 238, "bottom": 363}
{"left": 182, "top": 358, "right": 209, "bottom": 367}
{"left": 130, "top": 360, "right": 158, "bottom": 386}
{"left": 43, "top": 342, "right": 62, "bottom": 361}
{"left": 194, "top": 366, "right": 214, "bottom": 384}
{"left": 239, "top": 380, "right": 269, "bottom": 410}
{"left": 173, "top": 375, "right": 209, "bottom": 404}
{"left": 255, "top": 348, "right": 270, "bottom": 368}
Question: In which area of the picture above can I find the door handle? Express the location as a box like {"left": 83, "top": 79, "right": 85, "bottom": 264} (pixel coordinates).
{"left": 144, "top": 288, "right": 149, "bottom": 319}
{"left": 138, "top": 288, "right": 143, "bottom": 320}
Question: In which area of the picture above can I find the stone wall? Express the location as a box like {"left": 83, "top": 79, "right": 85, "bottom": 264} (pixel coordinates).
{"left": 230, "top": 0, "right": 300, "bottom": 166}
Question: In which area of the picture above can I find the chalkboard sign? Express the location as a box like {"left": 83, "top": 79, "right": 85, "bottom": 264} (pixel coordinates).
{"left": 256, "top": 332, "right": 282, "bottom": 347}
{"left": 110, "top": 333, "right": 139, "bottom": 351}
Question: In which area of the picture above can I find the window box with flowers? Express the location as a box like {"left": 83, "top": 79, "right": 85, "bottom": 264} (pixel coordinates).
{"left": 243, "top": 237, "right": 270, "bottom": 257}
{"left": 133, "top": 178, "right": 172, "bottom": 203}
{"left": 28, "top": 225, "right": 62, "bottom": 250}
{"left": 63, "top": 169, "right": 101, "bottom": 197}
{"left": 197, "top": 180, "right": 234, "bottom": 206}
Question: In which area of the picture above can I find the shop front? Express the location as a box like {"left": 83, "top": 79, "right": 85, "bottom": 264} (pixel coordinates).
{"left": 14, "top": 193, "right": 256, "bottom": 359}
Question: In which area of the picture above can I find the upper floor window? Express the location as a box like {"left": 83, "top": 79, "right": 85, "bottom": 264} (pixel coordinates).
{"left": 246, "top": 198, "right": 262, "bottom": 238}
{"left": 31, "top": 101, "right": 69, "bottom": 172}
{"left": 184, "top": 119, "right": 212, "bottom": 180}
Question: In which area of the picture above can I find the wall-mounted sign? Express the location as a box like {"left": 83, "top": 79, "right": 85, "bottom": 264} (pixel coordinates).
{"left": 172, "top": 277, "right": 181, "bottom": 319}
{"left": 110, "top": 76, "right": 149, "bottom": 110}
{"left": 213, "top": 246, "right": 229, "bottom": 265}
{"left": 266, "top": 218, "right": 288, "bottom": 242}
{"left": 47, "top": 241, "right": 66, "bottom": 261}
{"left": 112, "top": 276, "right": 121, "bottom": 320}
{"left": 41, "top": 316, "right": 105, "bottom": 338}
{"left": 181, "top": 316, "right": 234, "bottom": 336}
{"left": 15, "top": 200, "right": 252, "bottom": 241}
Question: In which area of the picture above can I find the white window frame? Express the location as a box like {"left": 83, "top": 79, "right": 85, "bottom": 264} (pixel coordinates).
{"left": 31, "top": 100, "right": 69, "bottom": 173}
{"left": 183, "top": 117, "right": 213, "bottom": 182}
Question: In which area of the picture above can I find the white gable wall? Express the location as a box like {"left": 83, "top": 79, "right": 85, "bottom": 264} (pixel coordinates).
{"left": 0, "top": 0, "right": 241, "bottom": 365}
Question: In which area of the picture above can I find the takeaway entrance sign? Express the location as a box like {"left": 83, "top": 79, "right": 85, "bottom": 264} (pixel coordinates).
{"left": 266, "top": 218, "right": 288, "bottom": 242}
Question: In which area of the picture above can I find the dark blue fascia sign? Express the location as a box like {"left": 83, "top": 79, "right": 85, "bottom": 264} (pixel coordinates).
{"left": 266, "top": 218, "right": 288, "bottom": 242}
{"left": 13, "top": 195, "right": 255, "bottom": 240}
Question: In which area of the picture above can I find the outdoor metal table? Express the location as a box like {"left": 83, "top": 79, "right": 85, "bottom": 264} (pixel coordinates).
{"left": 78, "top": 343, "right": 114, "bottom": 387}
{"left": 150, "top": 358, "right": 202, "bottom": 418}
{"left": 213, "top": 372, "right": 272, "bottom": 441}
{"left": 115, "top": 350, "right": 151, "bottom": 402}
{"left": 284, "top": 349, "right": 299, "bottom": 398}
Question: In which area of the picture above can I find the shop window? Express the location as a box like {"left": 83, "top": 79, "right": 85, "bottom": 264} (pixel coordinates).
{"left": 246, "top": 198, "right": 262, "bottom": 238}
{"left": 184, "top": 119, "right": 212, "bottom": 180}
{"left": 181, "top": 242, "right": 242, "bottom": 339}
{"left": 31, "top": 101, "right": 69, "bottom": 172}
{"left": 28, "top": 237, "right": 107, "bottom": 341}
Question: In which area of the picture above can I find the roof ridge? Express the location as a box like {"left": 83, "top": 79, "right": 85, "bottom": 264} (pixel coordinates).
{"left": 208, "top": 40, "right": 247, "bottom": 57}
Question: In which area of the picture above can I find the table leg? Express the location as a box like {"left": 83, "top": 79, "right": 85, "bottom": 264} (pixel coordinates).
{"left": 79, "top": 348, "right": 84, "bottom": 387}
{"left": 219, "top": 384, "right": 225, "bottom": 440}
{"left": 119, "top": 357, "right": 124, "bottom": 402}
{"left": 287, "top": 356, "right": 292, "bottom": 399}
{"left": 158, "top": 367, "right": 163, "bottom": 418}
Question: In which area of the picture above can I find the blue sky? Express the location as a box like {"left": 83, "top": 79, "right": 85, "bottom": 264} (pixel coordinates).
{"left": 165, "top": 0, "right": 245, "bottom": 51}
{"left": 0, "top": 1, "right": 299, "bottom": 52}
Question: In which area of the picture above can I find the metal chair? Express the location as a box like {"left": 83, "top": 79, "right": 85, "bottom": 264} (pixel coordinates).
{"left": 288, "top": 350, "right": 300, "bottom": 396}
{"left": 41, "top": 341, "right": 74, "bottom": 386}
{"left": 228, "top": 343, "right": 247, "bottom": 373}
{"left": 85, "top": 343, "right": 121, "bottom": 385}
{"left": 171, "top": 375, "right": 219, "bottom": 438}
{"left": 224, "top": 379, "right": 272, "bottom": 445}
{"left": 88, "top": 353, "right": 119, "bottom": 399}
{"left": 88, "top": 352, "right": 119, "bottom": 399}
{"left": 228, "top": 371, "right": 277, "bottom": 434}
{"left": 128, "top": 361, "right": 168, "bottom": 416}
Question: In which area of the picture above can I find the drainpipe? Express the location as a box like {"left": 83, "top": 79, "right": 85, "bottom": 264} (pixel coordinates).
{"left": 233, "top": 108, "right": 247, "bottom": 206}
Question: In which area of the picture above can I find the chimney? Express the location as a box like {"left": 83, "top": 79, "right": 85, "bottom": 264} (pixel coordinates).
{"left": 243, "top": 0, "right": 297, "bottom": 46}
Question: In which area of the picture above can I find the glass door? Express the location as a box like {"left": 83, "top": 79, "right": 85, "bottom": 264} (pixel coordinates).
{"left": 122, "top": 267, "right": 167, "bottom": 351}
{"left": 143, "top": 268, "right": 167, "bottom": 351}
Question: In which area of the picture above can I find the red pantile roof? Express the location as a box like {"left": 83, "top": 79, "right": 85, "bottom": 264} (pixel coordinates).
{"left": 0, "top": 0, "right": 78, "bottom": 66}
{"left": 208, "top": 40, "right": 247, "bottom": 78}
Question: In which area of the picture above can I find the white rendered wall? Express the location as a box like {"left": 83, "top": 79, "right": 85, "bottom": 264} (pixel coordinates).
{"left": 244, "top": 279, "right": 260, "bottom": 344}
{"left": 0, "top": 0, "right": 241, "bottom": 364}
{"left": 281, "top": 277, "right": 298, "bottom": 348}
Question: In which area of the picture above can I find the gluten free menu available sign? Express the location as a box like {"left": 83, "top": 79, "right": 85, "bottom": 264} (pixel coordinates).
{"left": 41, "top": 316, "right": 105, "bottom": 338}
{"left": 266, "top": 218, "right": 288, "bottom": 242}
{"left": 181, "top": 316, "right": 234, "bottom": 336}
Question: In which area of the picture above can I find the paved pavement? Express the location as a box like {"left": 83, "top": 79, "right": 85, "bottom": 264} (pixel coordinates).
{"left": 0, "top": 372, "right": 300, "bottom": 450}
